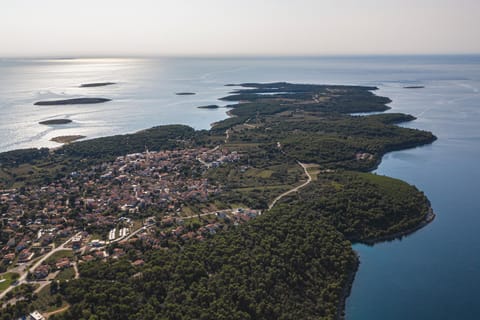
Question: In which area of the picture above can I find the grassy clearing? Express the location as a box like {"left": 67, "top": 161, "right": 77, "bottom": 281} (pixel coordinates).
{"left": 31, "top": 284, "right": 69, "bottom": 313}
{"left": 180, "top": 206, "right": 195, "bottom": 217}
{"left": 234, "top": 185, "right": 292, "bottom": 192}
{"left": 223, "top": 143, "right": 260, "bottom": 150}
{"left": 0, "top": 272, "right": 19, "bottom": 292}
{"left": 245, "top": 168, "right": 274, "bottom": 179}
{"left": 330, "top": 181, "right": 343, "bottom": 191}
{"left": 132, "top": 219, "right": 144, "bottom": 230}
{"left": 45, "top": 250, "right": 74, "bottom": 264}
{"left": 55, "top": 268, "right": 75, "bottom": 281}
{"left": 305, "top": 165, "right": 321, "bottom": 181}
{"left": 88, "top": 233, "right": 104, "bottom": 241}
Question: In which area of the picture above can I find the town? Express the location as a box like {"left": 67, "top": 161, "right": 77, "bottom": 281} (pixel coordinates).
{"left": 0, "top": 146, "right": 262, "bottom": 313}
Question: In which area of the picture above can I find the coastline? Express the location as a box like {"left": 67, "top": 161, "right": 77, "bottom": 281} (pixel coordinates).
{"left": 0, "top": 82, "right": 437, "bottom": 319}
{"left": 337, "top": 138, "right": 437, "bottom": 319}
{"left": 1, "top": 55, "right": 478, "bottom": 320}
{"left": 50, "top": 135, "right": 86, "bottom": 144}
{"left": 361, "top": 208, "right": 435, "bottom": 245}
{"left": 335, "top": 94, "right": 437, "bottom": 317}
{"left": 207, "top": 84, "right": 438, "bottom": 319}
{"left": 338, "top": 209, "right": 436, "bottom": 320}
{"left": 210, "top": 108, "right": 236, "bottom": 128}
{"left": 337, "top": 259, "right": 359, "bottom": 320}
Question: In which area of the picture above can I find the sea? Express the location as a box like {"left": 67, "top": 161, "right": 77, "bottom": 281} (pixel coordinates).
{"left": 1, "top": 55, "right": 480, "bottom": 319}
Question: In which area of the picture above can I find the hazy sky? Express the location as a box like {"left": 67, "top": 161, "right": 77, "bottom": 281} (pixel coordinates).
{"left": 1, "top": 0, "right": 479, "bottom": 57}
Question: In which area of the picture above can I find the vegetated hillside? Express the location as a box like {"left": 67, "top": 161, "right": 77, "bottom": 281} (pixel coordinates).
{"left": 279, "top": 171, "right": 431, "bottom": 242}
{"left": 48, "top": 171, "right": 430, "bottom": 320}
{"left": 0, "top": 125, "right": 196, "bottom": 188}
{"left": 0, "top": 83, "right": 435, "bottom": 320}
{"left": 53, "top": 208, "right": 356, "bottom": 320}
{"left": 58, "top": 125, "right": 195, "bottom": 159}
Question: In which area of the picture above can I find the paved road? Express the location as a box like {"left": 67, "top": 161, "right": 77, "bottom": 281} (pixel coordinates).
{"left": 110, "top": 226, "right": 146, "bottom": 243}
{"left": 268, "top": 162, "right": 312, "bottom": 210}
{"left": 0, "top": 232, "right": 80, "bottom": 300}
{"left": 0, "top": 161, "right": 311, "bottom": 301}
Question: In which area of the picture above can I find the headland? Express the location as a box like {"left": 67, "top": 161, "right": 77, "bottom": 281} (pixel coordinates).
{"left": 0, "top": 82, "right": 436, "bottom": 320}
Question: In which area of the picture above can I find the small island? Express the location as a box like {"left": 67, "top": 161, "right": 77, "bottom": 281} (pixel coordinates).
{"left": 50, "top": 135, "right": 86, "bottom": 144}
{"left": 80, "top": 82, "right": 116, "bottom": 88}
{"left": 198, "top": 104, "right": 220, "bottom": 109}
{"left": 176, "top": 92, "right": 196, "bottom": 95}
{"left": 0, "top": 82, "right": 437, "bottom": 320}
{"left": 39, "top": 119, "right": 72, "bottom": 125}
{"left": 404, "top": 85, "right": 425, "bottom": 89}
{"left": 34, "top": 98, "right": 111, "bottom": 106}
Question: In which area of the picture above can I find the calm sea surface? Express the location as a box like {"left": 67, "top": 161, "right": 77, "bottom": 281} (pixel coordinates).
{"left": 1, "top": 56, "right": 479, "bottom": 319}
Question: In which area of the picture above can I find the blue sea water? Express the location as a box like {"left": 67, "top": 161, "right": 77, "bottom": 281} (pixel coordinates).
{"left": 1, "top": 55, "right": 480, "bottom": 319}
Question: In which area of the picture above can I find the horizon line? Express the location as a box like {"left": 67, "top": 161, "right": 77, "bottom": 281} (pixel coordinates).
{"left": 1, "top": 53, "right": 480, "bottom": 60}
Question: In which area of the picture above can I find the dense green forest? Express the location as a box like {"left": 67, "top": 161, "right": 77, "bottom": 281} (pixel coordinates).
{"left": 6, "top": 172, "right": 429, "bottom": 320}
{"left": 59, "top": 125, "right": 195, "bottom": 159}
{"left": 52, "top": 210, "right": 357, "bottom": 320}
{"left": 0, "top": 83, "right": 436, "bottom": 319}
{"left": 279, "top": 171, "right": 431, "bottom": 242}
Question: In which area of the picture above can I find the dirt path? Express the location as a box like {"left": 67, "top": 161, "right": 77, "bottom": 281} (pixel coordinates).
{"left": 44, "top": 304, "right": 70, "bottom": 319}
{"left": 225, "top": 129, "right": 231, "bottom": 143}
{"left": 268, "top": 162, "right": 312, "bottom": 210}
{"left": 73, "top": 262, "right": 79, "bottom": 279}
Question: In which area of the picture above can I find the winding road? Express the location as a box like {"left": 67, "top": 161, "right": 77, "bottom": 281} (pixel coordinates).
{"left": 268, "top": 162, "right": 312, "bottom": 210}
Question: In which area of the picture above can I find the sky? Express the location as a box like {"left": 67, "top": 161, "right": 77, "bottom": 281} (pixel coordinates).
{"left": 1, "top": 0, "right": 479, "bottom": 57}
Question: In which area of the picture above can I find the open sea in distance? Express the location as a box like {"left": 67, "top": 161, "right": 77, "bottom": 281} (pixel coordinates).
{"left": 1, "top": 55, "right": 480, "bottom": 319}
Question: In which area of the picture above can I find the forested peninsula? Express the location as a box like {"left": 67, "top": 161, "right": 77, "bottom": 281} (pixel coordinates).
{"left": 0, "top": 83, "right": 436, "bottom": 320}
